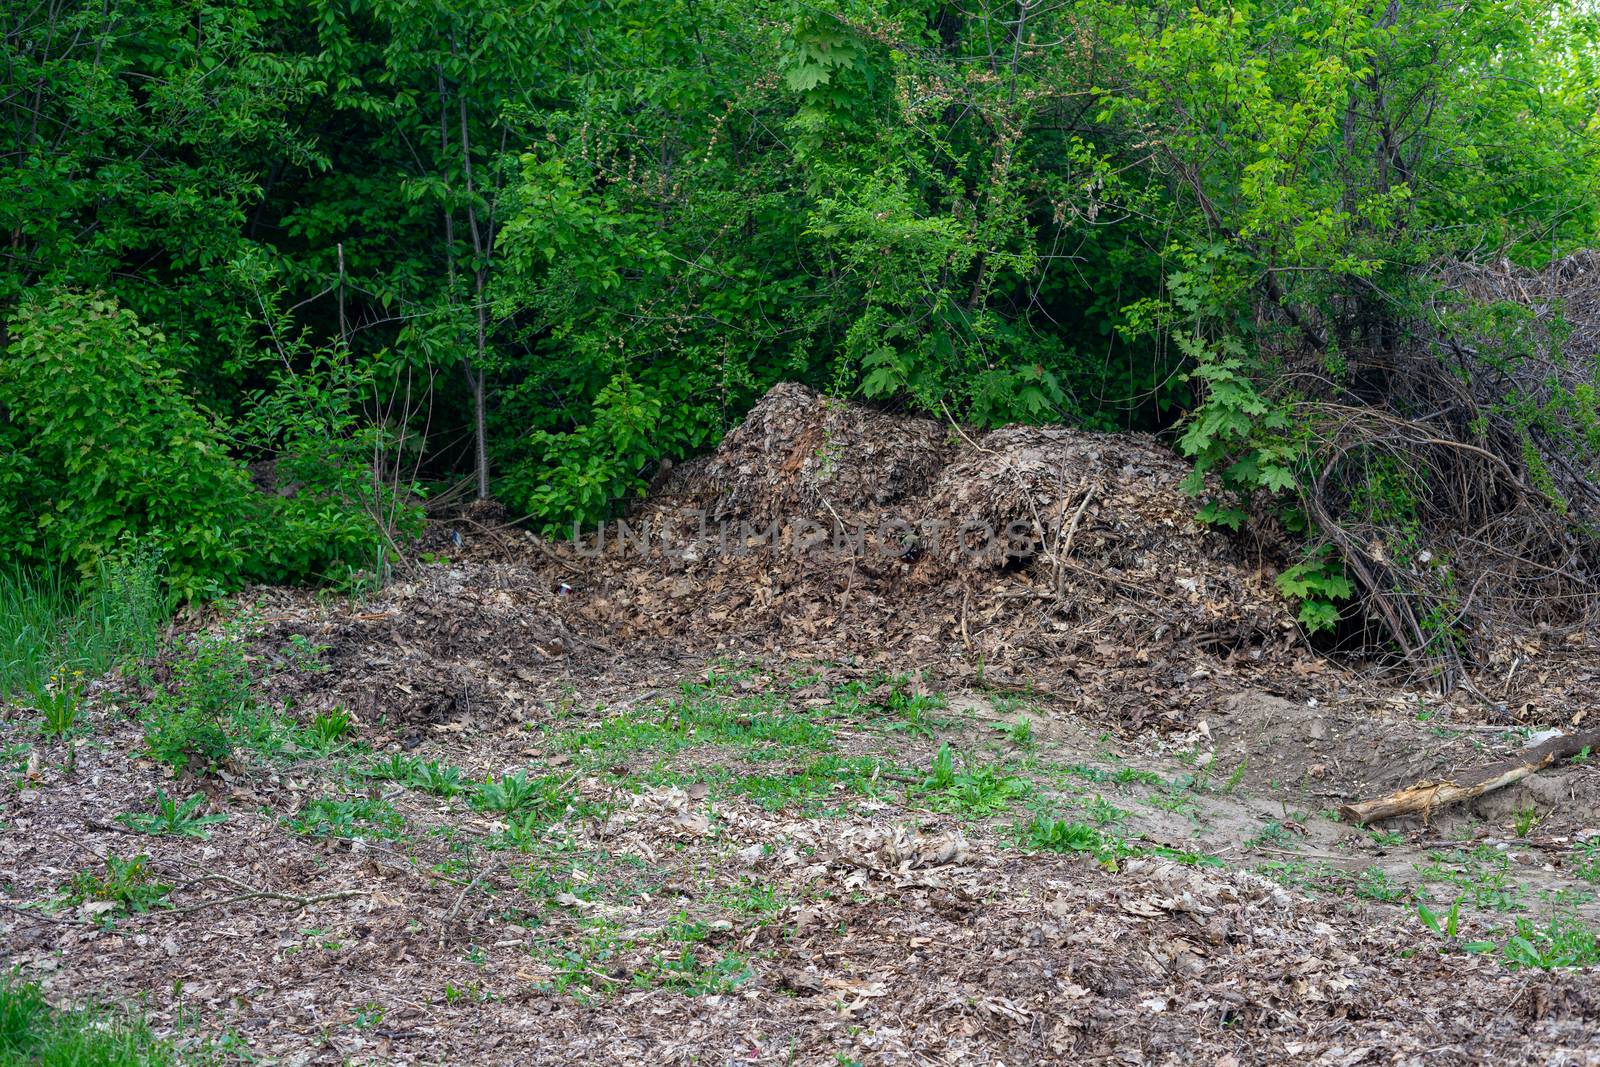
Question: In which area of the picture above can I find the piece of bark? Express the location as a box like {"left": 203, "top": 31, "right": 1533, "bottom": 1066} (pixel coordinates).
{"left": 1339, "top": 729, "right": 1600, "bottom": 825}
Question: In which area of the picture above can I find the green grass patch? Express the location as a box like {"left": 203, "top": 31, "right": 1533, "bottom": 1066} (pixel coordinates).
{"left": 554, "top": 684, "right": 832, "bottom": 761}
{"left": 0, "top": 552, "right": 164, "bottom": 705}
{"left": 0, "top": 974, "right": 182, "bottom": 1066}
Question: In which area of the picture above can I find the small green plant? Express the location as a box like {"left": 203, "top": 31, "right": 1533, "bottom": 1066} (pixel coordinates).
{"left": 282, "top": 634, "right": 330, "bottom": 672}
{"left": 1498, "top": 916, "right": 1600, "bottom": 969}
{"left": 0, "top": 551, "right": 165, "bottom": 705}
{"left": 1414, "top": 846, "right": 1526, "bottom": 912}
{"left": 137, "top": 631, "right": 256, "bottom": 773}
{"left": 831, "top": 676, "right": 947, "bottom": 737}
{"left": 66, "top": 854, "right": 172, "bottom": 914}
{"left": 116, "top": 791, "right": 228, "bottom": 839}
{"left": 917, "top": 746, "right": 1026, "bottom": 815}
{"left": 412, "top": 760, "right": 468, "bottom": 798}
{"left": 353, "top": 1003, "right": 387, "bottom": 1029}
{"left": 637, "top": 947, "right": 755, "bottom": 995}
{"left": 998, "top": 718, "right": 1033, "bottom": 748}
{"left": 473, "top": 771, "right": 558, "bottom": 815}
{"left": 1084, "top": 794, "right": 1128, "bottom": 827}
{"left": 935, "top": 767, "right": 1027, "bottom": 816}
{"left": 1017, "top": 814, "right": 1130, "bottom": 866}
{"left": 36, "top": 667, "right": 85, "bottom": 739}
{"left": 1572, "top": 838, "right": 1600, "bottom": 884}
{"left": 287, "top": 796, "right": 405, "bottom": 840}
{"left": 1354, "top": 866, "right": 1407, "bottom": 903}
{"left": 1418, "top": 897, "right": 1457, "bottom": 938}
{"left": 1222, "top": 758, "right": 1248, "bottom": 795}
{"left": 362, "top": 752, "right": 418, "bottom": 782}
{"left": 363, "top": 753, "right": 469, "bottom": 797}
{"left": 308, "top": 706, "right": 355, "bottom": 751}
{"left": 1244, "top": 821, "right": 1292, "bottom": 852}
{"left": 1273, "top": 544, "right": 1355, "bottom": 634}
{"left": 1512, "top": 803, "right": 1541, "bottom": 838}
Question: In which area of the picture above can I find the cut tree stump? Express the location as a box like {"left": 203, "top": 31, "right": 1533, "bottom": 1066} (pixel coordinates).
{"left": 1338, "top": 729, "right": 1600, "bottom": 825}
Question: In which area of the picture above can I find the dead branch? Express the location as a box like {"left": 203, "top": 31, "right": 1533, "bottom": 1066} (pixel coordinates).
{"left": 1338, "top": 729, "right": 1600, "bottom": 825}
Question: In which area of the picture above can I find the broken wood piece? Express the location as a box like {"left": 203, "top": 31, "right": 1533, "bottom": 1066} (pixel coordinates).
{"left": 1338, "top": 729, "right": 1600, "bottom": 825}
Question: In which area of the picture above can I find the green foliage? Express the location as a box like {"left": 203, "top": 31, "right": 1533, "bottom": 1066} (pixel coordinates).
{"left": 1419, "top": 898, "right": 1600, "bottom": 969}
{"left": 287, "top": 796, "right": 405, "bottom": 840}
{"left": 1498, "top": 917, "right": 1600, "bottom": 969}
{"left": 1275, "top": 547, "right": 1357, "bottom": 634}
{"left": 117, "top": 792, "right": 229, "bottom": 840}
{"left": 0, "top": 974, "right": 179, "bottom": 1066}
{"left": 1022, "top": 816, "right": 1106, "bottom": 855}
{"left": 1, "top": 293, "right": 258, "bottom": 601}
{"left": 66, "top": 855, "right": 172, "bottom": 914}
{"left": 917, "top": 745, "right": 1028, "bottom": 815}
{"left": 1, "top": 291, "right": 410, "bottom": 601}
{"left": 307, "top": 708, "right": 355, "bottom": 752}
{"left": 1574, "top": 838, "right": 1600, "bottom": 884}
{"left": 472, "top": 772, "right": 574, "bottom": 824}
{"left": 136, "top": 632, "right": 256, "bottom": 774}
{"left": 35, "top": 668, "right": 85, "bottom": 740}
{"left": 3, "top": 0, "right": 1598, "bottom": 622}
{"left": 0, "top": 552, "right": 164, "bottom": 704}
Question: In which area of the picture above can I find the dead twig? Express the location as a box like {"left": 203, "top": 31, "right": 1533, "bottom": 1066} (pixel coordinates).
{"left": 440, "top": 855, "right": 503, "bottom": 944}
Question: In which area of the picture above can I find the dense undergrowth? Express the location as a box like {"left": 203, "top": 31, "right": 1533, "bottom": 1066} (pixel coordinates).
{"left": 3, "top": 0, "right": 1600, "bottom": 667}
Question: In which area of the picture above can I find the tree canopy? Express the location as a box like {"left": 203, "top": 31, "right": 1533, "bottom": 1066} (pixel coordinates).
{"left": 4, "top": 0, "right": 1599, "bottom": 663}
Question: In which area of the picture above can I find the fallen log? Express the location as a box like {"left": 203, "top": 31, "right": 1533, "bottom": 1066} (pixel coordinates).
{"left": 1338, "top": 729, "right": 1600, "bottom": 825}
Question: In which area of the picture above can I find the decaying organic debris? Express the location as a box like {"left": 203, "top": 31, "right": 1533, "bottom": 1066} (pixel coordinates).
{"left": 548, "top": 385, "right": 1301, "bottom": 733}
{"left": 6, "top": 383, "right": 1600, "bottom": 1065}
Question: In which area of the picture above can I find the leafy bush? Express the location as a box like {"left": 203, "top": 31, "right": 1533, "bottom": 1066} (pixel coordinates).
{"left": 1, "top": 292, "right": 258, "bottom": 601}
{"left": 1, "top": 291, "right": 419, "bottom": 601}
{"left": 137, "top": 631, "right": 256, "bottom": 773}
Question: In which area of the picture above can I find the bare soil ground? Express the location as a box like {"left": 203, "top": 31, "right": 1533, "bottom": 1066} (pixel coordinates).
{"left": 5, "top": 385, "right": 1600, "bottom": 1065}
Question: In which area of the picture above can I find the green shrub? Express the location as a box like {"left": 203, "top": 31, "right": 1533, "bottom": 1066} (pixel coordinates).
{"left": 1, "top": 291, "right": 258, "bottom": 601}
{"left": 1, "top": 289, "right": 423, "bottom": 600}
{"left": 137, "top": 632, "right": 255, "bottom": 774}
